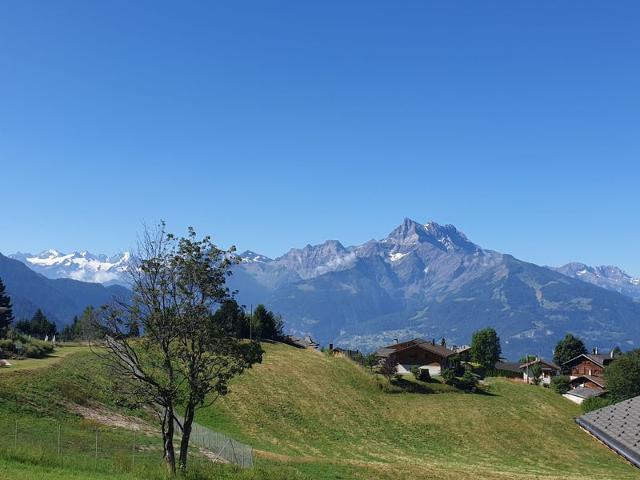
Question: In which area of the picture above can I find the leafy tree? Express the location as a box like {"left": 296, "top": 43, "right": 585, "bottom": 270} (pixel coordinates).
{"left": 0, "top": 277, "right": 14, "bottom": 338}
{"left": 411, "top": 366, "right": 431, "bottom": 382}
{"left": 379, "top": 355, "right": 399, "bottom": 381}
{"left": 550, "top": 375, "right": 571, "bottom": 394}
{"left": 470, "top": 328, "right": 501, "bottom": 370}
{"left": 530, "top": 363, "right": 543, "bottom": 386}
{"left": 582, "top": 396, "right": 611, "bottom": 413}
{"left": 553, "top": 334, "right": 587, "bottom": 373}
{"left": 440, "top": 337, "right": 446, "bottom": 347}
{"left": 604, "top": 349, "right": 640, "bottom": 403}
{"left": 60, "top": 307, "right": 102, "bottom": 341}
{"left": 99, "top": 225, "right": 262, "bottom": 473}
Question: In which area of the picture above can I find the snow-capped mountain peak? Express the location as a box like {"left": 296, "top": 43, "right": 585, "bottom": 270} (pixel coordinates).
{"left": 239, "top": 250, "right": 273, "bottom": 263}
{"left": 9, "top": 250, "right": 130, "bottom": 285}
{"left": 553, "top": 262, "right": 640, "bottom": 300}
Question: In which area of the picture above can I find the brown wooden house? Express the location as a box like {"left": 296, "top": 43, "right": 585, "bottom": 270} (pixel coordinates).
{"left": 375, "top": 338, "right": 456, "bottom": 376}
{"left": 563, "top": 353, "right": 614, "bottom": 379}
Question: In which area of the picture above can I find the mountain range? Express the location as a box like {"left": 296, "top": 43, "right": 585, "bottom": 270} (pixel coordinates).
{"left": 0, "top": 253, "right": 130, "bottom": 324}
{"left": 9, "top": 250, "right": 130, "bottom": 285}
{"left": 5, "top": 219, "right": 640, "bottom": 358}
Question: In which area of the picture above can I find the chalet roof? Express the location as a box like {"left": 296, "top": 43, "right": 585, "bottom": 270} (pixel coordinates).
{"left": 567, "top": 386, "right": 606, "bottom": 399}
{"left": 286, "top": 335, "right": 319, "bottom": 349}
{"left": 375, "top": 339, "right": 456, "bottom": 359}
{"left": 563, "top": 353, "right": 613, "bottom": 368}
{"left": 519, "top": 359, "right": 560, "bottom": 371}
{"left": 494, "top": 361, "right": 522, "bottom": 373}
{"left": 570, "top": 375, "right": 607, "bottom": 388}
{"left": 576, "top": 395, "right": 640, "bottom": 468}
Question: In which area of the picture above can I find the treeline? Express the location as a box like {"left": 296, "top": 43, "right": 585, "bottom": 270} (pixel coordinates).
{"left": 213, "top": 300, "right": 284, "bottom": 341}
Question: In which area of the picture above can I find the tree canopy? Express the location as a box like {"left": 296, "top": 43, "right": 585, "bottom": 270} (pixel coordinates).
{"left": 470, "top": 328, "right": 501, "bottom": 370}
{"left": 99, "top": 224, "right": 263, "bottom": 473}
{"left": 604, "top": 349, "right": 640, "bottom": 403}
{"left": 553, "top": 334, "right": 587, "bottom": 372}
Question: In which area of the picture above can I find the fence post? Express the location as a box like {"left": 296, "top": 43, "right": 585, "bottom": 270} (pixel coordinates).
{"left": 57, "top": 423, "right": 62, "bottom": 456}
{"left": 95, "top": 429, "right": 99, "bottom": 469}
{"left": 14, "top": 420, "right": 17, "bottom": 449}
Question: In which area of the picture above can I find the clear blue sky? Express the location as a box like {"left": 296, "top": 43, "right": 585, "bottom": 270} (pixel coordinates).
{"left": 1, "top": 1, "right": 639, "bottom": 275}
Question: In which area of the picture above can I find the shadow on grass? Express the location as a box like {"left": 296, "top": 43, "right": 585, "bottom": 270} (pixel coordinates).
{"left": 384, "top": 377, "right": 499, "bottom": 396}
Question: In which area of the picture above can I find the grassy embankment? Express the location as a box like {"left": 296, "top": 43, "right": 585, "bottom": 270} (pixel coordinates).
{"left": 0, "top": 343, "right": 637, "bottom": 479}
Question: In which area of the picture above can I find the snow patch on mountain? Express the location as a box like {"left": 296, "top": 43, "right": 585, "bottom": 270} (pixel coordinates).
{"left": 10, "top": 250, "right": 130, "bottom": 285}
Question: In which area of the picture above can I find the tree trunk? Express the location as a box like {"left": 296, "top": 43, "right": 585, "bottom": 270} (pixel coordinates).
{"left": 178, "top": 402, "right": 195, "bottom": 471}
{"left": 163, "top": 406, "right": 177, "bottom": 474}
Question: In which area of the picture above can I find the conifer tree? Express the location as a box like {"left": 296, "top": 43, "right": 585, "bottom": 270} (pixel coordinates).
{"left": 0, "top": 277, "right": 14, "bottom": 338}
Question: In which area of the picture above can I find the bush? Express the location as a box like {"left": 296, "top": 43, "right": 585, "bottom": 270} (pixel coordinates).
{"left": 411, "top": 367, "right": 431, "bottom": 382}
{"left": 458, "top": 370, "right": 479, "bottom": 392}
{"left": 550, "top": 376, "right": 571, "bottom": 394}
{"left": 441, "top": 368, "right": 456, "bottom": 385}
{"left": 582, "top": 396, "right": 612, "bottom": 413}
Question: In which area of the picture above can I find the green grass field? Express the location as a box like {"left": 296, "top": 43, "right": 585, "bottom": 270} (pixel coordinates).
{"left": 0, "top": 343, "right": 637, "bottom": 479}
{"left": 0, "top": 345, "right": 90, "bottom": 374}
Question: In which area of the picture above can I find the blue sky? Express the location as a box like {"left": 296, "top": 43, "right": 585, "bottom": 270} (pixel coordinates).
{"left": 0, "top": 1, "right": 639, "bottom": 275}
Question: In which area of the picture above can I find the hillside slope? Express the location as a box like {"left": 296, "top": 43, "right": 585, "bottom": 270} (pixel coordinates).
{"left": 198, "top": 343, "right": 638, "bottom": 480}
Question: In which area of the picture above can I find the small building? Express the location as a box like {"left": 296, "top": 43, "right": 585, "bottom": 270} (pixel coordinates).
{"left": 519, "top": 358, "right": 560, "bottom": 385}
{"left": 562, "top": 352, "right": 615, "bottom": 379}
{"left": 563, "top": 386, "right": 606, "bottom": 405}
{"left": 576, "top": 395, "right": 640, "bottom": 468}
{"left": 375, "top": 338, "right": 456, "bottom": 376}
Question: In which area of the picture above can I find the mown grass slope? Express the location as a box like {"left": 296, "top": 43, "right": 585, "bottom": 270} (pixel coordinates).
{"left": 0, "top": 343, "right": 637, "bottom": 480}
{"left": 197, "top": 343, "right": 638, "bottom": 480}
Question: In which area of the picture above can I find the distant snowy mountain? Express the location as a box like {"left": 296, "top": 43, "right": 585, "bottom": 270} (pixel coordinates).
{"left": 10, "top": 250, "right": 130, "bottom": 285}
{"left": 552, "top": 262, "right": 640, "bottom": 301}
{"left": 8, "top": 220, "right": 640, "bottom": 358}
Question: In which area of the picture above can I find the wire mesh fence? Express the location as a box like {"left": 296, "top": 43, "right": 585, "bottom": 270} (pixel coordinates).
{"left": 0, "top": 415, "right": 253, "bottom": 474}
{"left": 175, "top": 417, "right": 254, "bottom": 468}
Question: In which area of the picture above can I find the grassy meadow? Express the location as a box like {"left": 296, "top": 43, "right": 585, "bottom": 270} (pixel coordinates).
{"left": 0, "top": 343, "right": 637, "bottom": 479}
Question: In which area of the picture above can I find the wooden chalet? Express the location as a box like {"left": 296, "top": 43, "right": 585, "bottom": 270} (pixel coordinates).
{"left": 375, "top": 338, "right": 456, "bottom": 376}
{"left": 519, "top": 358, "right": 560, "bottom": 385}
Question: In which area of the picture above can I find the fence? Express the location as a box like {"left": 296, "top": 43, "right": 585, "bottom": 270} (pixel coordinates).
{"left": 0, "top": 416, "right": 253, "bottom": 474}
{"left": 177, "top": 418, "right": 254, "bottom": 468}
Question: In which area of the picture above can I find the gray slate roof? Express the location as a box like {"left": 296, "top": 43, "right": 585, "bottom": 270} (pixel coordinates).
{"left": 576, "top": 395, "right": 640, "bottom": 468}
{"left": 566, "top": 386, "right": 605, "bottom": 399}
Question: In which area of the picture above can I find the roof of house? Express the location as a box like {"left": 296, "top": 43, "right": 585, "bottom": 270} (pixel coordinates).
{"left": 563, "top": 353, "right": 613, "bottom": 368}
{"left": 576, "top": 395, "right": 640, "bottom": 468}
{"left": 286, "top": 335, "right": 319, "bottom": 349}
{"left": 566, "top": 386, "right": 606, "bottom": 399}
{"left": 494, "top": 361, "right": 522, "bottom": 373}
{"left": 570, "top": 375, "right": 607, "bottom": 388}
{"left": 519, "top": 359, "right": 560, "bottom": 371}
{"left": 375, "top": 338, "right": 456, "bottom": 359}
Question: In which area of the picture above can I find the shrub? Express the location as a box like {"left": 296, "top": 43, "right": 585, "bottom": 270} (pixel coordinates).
{"left": 411, "top": 367, "right": 431, "bottom": 382}
{"left": 582, "top": 396, "right": 612, "bottom": 413}
{"left": 441, "top": 368, "right": 456, "bottom": 385}
{"left": 550, "top": 376, "right": 571, "bottom": 394}
{"left": 458, "top": 370, "right": 479, "bottom": 392}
